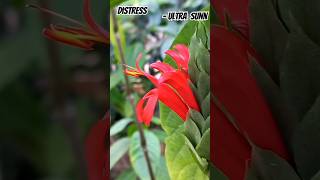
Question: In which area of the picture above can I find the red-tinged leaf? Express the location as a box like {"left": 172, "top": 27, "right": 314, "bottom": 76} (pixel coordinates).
{"left": 212, "top": 0, "right": 250, "bottom": 38}
{"left": 85, "top": 114, "right": 109, "bottom": 180}
{"left": 212, "top": 26, "right": 289, "bottom": 179}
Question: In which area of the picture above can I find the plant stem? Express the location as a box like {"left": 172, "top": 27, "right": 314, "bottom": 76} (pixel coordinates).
{"left": 38, "top": 1, "right": 87, "bottom": 179}
{"left": 111, "top": 11, "right": 156, "bottom": 180}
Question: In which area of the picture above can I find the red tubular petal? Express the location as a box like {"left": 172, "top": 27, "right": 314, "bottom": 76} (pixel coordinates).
{"left": 174, "top": 44, "right": 190, "bottom": 62}
{"left": 212, "top": 26, "right": 288, "bottom": 179}
{"left": 85, "top": 114, "right": 109, "bottom": 180}
{"left": 136, "top": 89, "right": 159, "bottom": 126}
{"left": 212, "top": 0, "right": 250, "bottom": 39}
{"left": 158, "top": 84, "right": 189, "bottom": 121}
{"left": 142, "top": 91, "right": 159, "bottom": 126}
{"left": 136, "top": 98, "right": 145, "bottom": 123}
{"left": 83, "top": 0, "right": 108, "bottom": 41}
{"left": 150, "top": 62, "right": 175, "bottom": 73}
{"left": 160, "top": 71, "right": 199, "bottom": 111}
{"left": 165, "top": 49, "right": 189, "bottom": 70}
{"left": 43, "top": 27, "right": 94, "bottom": 50}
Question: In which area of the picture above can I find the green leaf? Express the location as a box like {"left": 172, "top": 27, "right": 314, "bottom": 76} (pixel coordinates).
{"left": 292, "top": 96, "right": 320, "bottom": 180}
{"left": 188, "top": 109, "right": 205, "bottom": 132}
{"left": 249, "top": 0, "right": 288, "bottom": 81}
{"left": 278, "top": 0, "right": 320, "bottom": 45}
{"left": 165, "top": 131, "right": 209, "bottom": 180}
{"left": 201, "top": 94, "right": 210, "bottom": 119}
{"left": 249, "top": 55, "right": 298, "bottom": 146}
{"left": 197, "top": 72, "right": 210, "bottom": 102}
{"left": 110, "top": 137, "right": 130, "bottom": 169}
{"left": 152, "top": 129, "right": 167, "bottom": 143}
{"left": 210, "top": 164, "right": 229, "bottom": 180}
{"left": 159, "top": 102, "right": 183, "bottom": 135}
{"left": 110, "top": 89, "right": 133, "bottom": 117}
{"left": 110, "top": 68, "right": 124, "bottom": 90}
{"left": 129, "top": 130, "right": 161, "bottom": 180}
{"left": 184, "top": 118, "right": 202, "bottom": 146}
{"left": 280, "top": 31, "right": 320, "bottom": 120}
{"left": 245, "top": 145, "right": 300, "bottom": 180}
{"left": 203, "top": 116, "right": 210, "bottom": 134}
{"left": 155, "top": 157, "right": 170, "bottom": 180}
{"left": 196, "top": 129, "right": 210, "bottom": 160}
{"left": 184, "top": 136, "right": 208, "bottom": 172}
{"left": 116, "top": 168, "right": 137, "bottom": 180}
{"left": 110, "top": 118, "right": 133, "bottom": 136}
{"left": 188, "top": 55, "right": 201, "bottom": 84}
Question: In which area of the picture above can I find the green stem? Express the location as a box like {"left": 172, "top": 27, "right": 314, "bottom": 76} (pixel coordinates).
{"left": 111, "top": 10, "right": 156, "bottom": 180}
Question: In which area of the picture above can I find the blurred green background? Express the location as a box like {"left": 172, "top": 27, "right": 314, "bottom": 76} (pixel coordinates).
{"left": 0, "top": 0, "right": 107, "bottom": 179}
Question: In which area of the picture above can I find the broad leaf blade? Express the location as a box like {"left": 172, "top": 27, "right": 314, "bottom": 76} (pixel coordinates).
{"left": 293, "top": 96, "right": 320, "bottom": 180}
{"left": 110, "top": 137, "right": 130, "bottom": 169}
{"left": 129, "top": 130, "right": 161, "bottom": 180}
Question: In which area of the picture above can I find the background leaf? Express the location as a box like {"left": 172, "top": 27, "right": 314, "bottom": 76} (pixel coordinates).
{"left": 292, "top": 96, "right": 320, "bottom": 180}
{"left": 246, "top": 145, "right": 300, "bottom": 180}
{"left": 110, "top": 118, "right": 133, "bottom": 136}
{"left": 110, "top": 137, "right": 131, "bottom": 169}
{"left": 129, "top": 130, "right": 161, "bottom": 180}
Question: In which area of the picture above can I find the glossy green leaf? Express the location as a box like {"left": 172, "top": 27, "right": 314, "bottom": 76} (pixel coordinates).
{"left": 197, "top": 72, "right": 210, "bottom": 102}
{"left": 203, "top": 116, "right": 210, "bottom": 134}
{"left": 110, "top": 118, "right": 133, "bottom": 136}
{"left": 188, "top": 109, "right": 205, "bottom": 132}
{"left": 210, "top": 164, "right": 229, "bottom": 180}
{"left": 110, "top": 137, "right": 130, "bottom": 169}
{"left": 159, "top": 102, "right": 183, "bottom": 135}
{"left": 249, "top": 0, "right": 288, "bottom": 81}
{"left": 278, "top": 0, "right": 320, "bottom": 45}
{"left": 152, "top": 129, "right": 167, "bottom": 143}
{"left": 246, "top": 145, "right": 300, "bottom": 180}
{"left": 129, "top": 130, "right": 161, "bottom": 180}
{"left": 249, "top": 56, "right": 298, "bottom": 146}
{"left": 201, "top": 93, "right": 210, "bottom": 119}
{"left": 293, "top": 96, "right": 320, "bottom": 180}
{"left": 165, "top": 131, "right": 209, "bottom": 180}
{"left": 155, "top": 157, "right": 170, "bottom": 180}
{"left": 184, "top": 118, "right": 202, "bottom": 146}
{"left": 116, "top": 168, "right": 137, "bottom": 180}
{"left": 280, "top": 31, "right": 320, "bottom": 120}
{"left": 196, "top": 129, "right": 210, "bottom": 160}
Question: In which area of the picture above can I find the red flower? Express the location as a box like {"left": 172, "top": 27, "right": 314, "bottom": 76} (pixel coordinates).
{"left": 126, "top": 44, "right": 199, "bottom": 125}
{"left": 30, "top": 0, "right": 108, "bottom": 50}
{"left": 212, "top": 0, "right": 250, "bottom": 39}
{"left": 212, "top": 26, "right": 289, "bottom": 179}
{"left": 85, "top": 112, "right": 109, "bottom": 180}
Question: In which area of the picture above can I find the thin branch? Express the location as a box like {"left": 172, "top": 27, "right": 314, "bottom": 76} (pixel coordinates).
{"left": 27, "top": 3, "right": 85, "bottom": 27}
{"left": 111, "top": 10, "right": 156, "bottom": 180}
